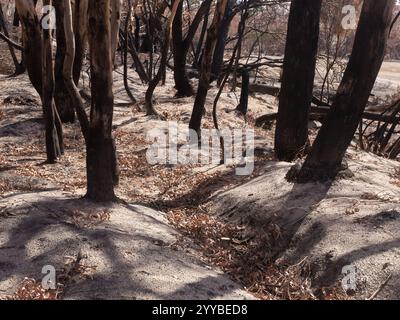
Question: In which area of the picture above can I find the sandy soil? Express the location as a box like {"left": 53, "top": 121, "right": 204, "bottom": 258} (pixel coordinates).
{"left": 0, "top": 50, "right": 399, "bottom": 299}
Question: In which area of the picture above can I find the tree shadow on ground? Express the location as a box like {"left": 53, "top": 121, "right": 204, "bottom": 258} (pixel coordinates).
{"left": 0, "top": 195, "right": 250, "bottom": 299}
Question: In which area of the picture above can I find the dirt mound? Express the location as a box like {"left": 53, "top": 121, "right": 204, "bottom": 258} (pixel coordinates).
{"left": 210, "top": 150, "right": 400, "bottom": 299}
{"left": 0, "top": 191, "right": 254, "bottom": 300}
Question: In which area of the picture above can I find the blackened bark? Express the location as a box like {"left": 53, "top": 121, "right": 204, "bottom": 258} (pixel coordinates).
{"left": 145, "top": 0, "right": 181, "bottom": 116}
{"left": 54, "top": 1, "right": 76, "bottom": 123}
{"left": 189, "top": 0, "right": 228, "bottom": 135}
{"left": 274, "top": 0, "right": 322, "bottom": 162}
{"left": 193, "top": 5, "right": 209, "bottom": 69}
{"left": 211, "top": 0, "right": 234, "bottom": 80}
{"left": 16, "top": 4, "right": 42, "bottom": 95}
{"left": 86, "top": 0, "right": 118, "bottom": 202}
{"left": 134, "top": 14, "right": 140, "bottom": 50}
{"left": 236, "top": 69, "right": 249, "bottom": 115}
{"left": 297, "top": 0, "right": 395, "bottom": 182}
{"left": 0, "top": 5, "right": 25, "bottom": 75}
{"left": 72, "top": 0, "right": 88, "bottom": 85}
{"left": 172, "top": 1, "right": 193, "bottom": 97}
{"left": 42, "top": 0, "right": 62, "bottom": 163}
{"left": 172, "top": 0, "right": 212, "bottom": 97}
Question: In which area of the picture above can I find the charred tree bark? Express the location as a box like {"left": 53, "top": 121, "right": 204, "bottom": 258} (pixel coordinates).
{"left": 0, "top": 5, "right": 25, "bottom": 75}
{"left": 210, "top": 0, "right": 234, "bottom": 80}
{"left": 72, "top": 0, "right": 88, "bottom": 85}
{"left": 42, "top": 0, "right": 63, "bottom": 163}
{"left": 193, "top": 3, "right": 210, "bottom": 69}
{"left": 86, "top": 0, "right": 119, "bottom": 202}
{"left": 296, "top": 0, "right": 395, "bottom": 182}
{"left": 15, "top": 0, "right": 42, "bottom": 95}
{"left": 134, "top": 14, "right": 140, "bottom": 50}
{"left": 111, "top": 0, "right": 122, "bottom": 68}
{"left": 172, "top": 0, "right": 212, "bottom": 97}
{"left": 172, "top": 1, "right": 193, "bottom": 97}
{"left": 62, "top": 0, "right": 89, "bottom": 141}
{"left": 54, "top": 1, "right": 76, "bottom": 123}
{"left": 123, "top": 0, "right": 137, "bottom": 103}
{"left": 236, "top": 69, "right": 249, "bottom": 115}
{"left": 145, "top": 0, "right": 181, "bottom": 116}
{"left": 189, "top": 0, "right": 229, "bottom": 136}
{"left": 274, "top": 0, "right": 322, "bottom": 162}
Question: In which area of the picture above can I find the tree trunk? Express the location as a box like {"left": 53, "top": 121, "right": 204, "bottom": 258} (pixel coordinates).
{"left": 0, "top": 4, "right": 25, "bottom": 75}
{"left": 110, "top": 0, "right": 122, "bottom": 68}
{"left": 86, "top": 0, "right": 118, "bottom": 202}
{"left": 274, "top": 0, "right": 322, "bottom": 162}
{"left": 54, "top": 0, "right": 76, "bottom": 123}
{"left": 210, "top": 0, "right": 233, "bottom": 80}
{"left": 236, "top": 69, "right": 249, "bottom": 115}
{"left": 145, "top": 0, "right": 181, "bottom": 116}
{"left": 193, "top": 3, "right": 210, "bottom": 69}
{"left": 15, "top": 0, "right": 42, "bottom": 95}
{"left": 72, "top": 0, "right": 88, "bottom": 85}
{"left": 42, "top": 0, "right": 63, "bottom": 163}
{"left": 189, "top": 0, "right": 229, "bottom": 136}
{"left": 172, "top": 0, "right": 212, "bottom": 97}
{"left": 62, "top": 0, "right": 89, "bottom": 141}
{"left": 123, "top": 0, "right": 137, "bottom": 102}
{"left": 296, "top": 0, "right": 395, "bottom": 182}
{"left": 172, "top": 1, "right": 194, "bottom": 97}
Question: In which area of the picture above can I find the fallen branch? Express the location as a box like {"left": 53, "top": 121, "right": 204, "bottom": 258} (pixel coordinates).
{"left": 366, "top": 273, "right": 392, "bottom": 300}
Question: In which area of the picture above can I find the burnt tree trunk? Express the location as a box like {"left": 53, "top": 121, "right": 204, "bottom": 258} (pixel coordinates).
{"left": 144, "top": 0, "right": 181, "bottom": 116}
{"left": 236, "top": 69, "right": 249, "bottom": 115}
{"left": 172, "top": 1, "right": 193, "bottom": 97}
{"left": 193, "top": 2, "right": 210, "bottom": 69}
{"left": 172, "top": 0, "right": 212, "bottom": 97}
{"left": 72, "top": 0, "right": 88, "bottom": 85}
{"left": 297, "top": 0, "right": 395, "bottom": 182}
{"left": 15, "top": 0, "right": 42, "bottom": 95}
{"left": 210, "top": 0, "right": 233, "bottom": 80}
{"left": 274, "top": 0, "right": 322, "bottom": 162}
{"left": 42, "top": 0, "right": 63, "bottom": 163}
{"left": 0, "top": 5, "right": 25, "bottom": 75}
{"left": 62, "top": 0, "right": 89, "bottom": 141}
{"left": 189, "top": 0, "right": 228, "bottom": 136}
{"left": 54, "top": 1, "right": 76, "bottom": 123}
{"left": 86, "top": 0, "right": 119, "bottom": 202}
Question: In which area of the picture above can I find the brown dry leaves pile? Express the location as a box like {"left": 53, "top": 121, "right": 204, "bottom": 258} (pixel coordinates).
{"left": 3, "top": 252, "right": 96, "bottom": 300}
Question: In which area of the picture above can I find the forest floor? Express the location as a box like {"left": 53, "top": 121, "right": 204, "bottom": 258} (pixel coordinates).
{"left": 0, "top": 50, "right": 400, "bottom": 299}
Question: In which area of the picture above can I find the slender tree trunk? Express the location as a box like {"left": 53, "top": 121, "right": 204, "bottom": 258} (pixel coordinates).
{"left": 123, "top": 0, "right": 137, "bottom": 103}
{"left": 54, "top": 0, "right": 76, "bottom": 123}
{"left": 110, "top": 0, "right": 122, "bottom": 68}
{"left": 189, "top": 0, "right": 229, "bottom": 136}
{"left": 193, "top": 3, "right": 210, "bottom": 69}
{"left": 172, "top": 0, "right": 212, "bottom": 97}
{"left": 42, "top": 0, "right": 62, "bottom": 163}
{"left": 296, "top": 0, "right": 395, "bottom": 182}
{"left": 0, "top": 5, "right": 24, "bottom": 75}
{"left": 15, "top": 0, "right": 42, "bottom": 95}
{"left": 172, "top": 1, "right": 194, "bottom": 97}
{"left": 236, "top": 69, "right": 249, "bottom": 115}
{"left": 72, "top": 0, "right": 88, "bottom": 85}
{"left": 86, "top": 0, "right": 119, "bottom": 202}
{"left": 134, "top": 14, "right": 140, "bottom": 50}
{"left": 210, "top": 0, "right": 233, "bottom": 80}
{"left": 274, "top": 0, "right": 322, "bottom": 162}
{"left": 145, "top": 0, "right": 181, "bottom": 116}
{"left": 62, "top": 0, "right": 89, "bottom": 141}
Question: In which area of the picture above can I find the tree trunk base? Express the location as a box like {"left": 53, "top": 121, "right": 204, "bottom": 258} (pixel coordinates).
{"left": 286, "top": 160, "right": 354, "bottom": 183}
{"left": 86, "top": 136, "right": 119, "bottom": 202}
